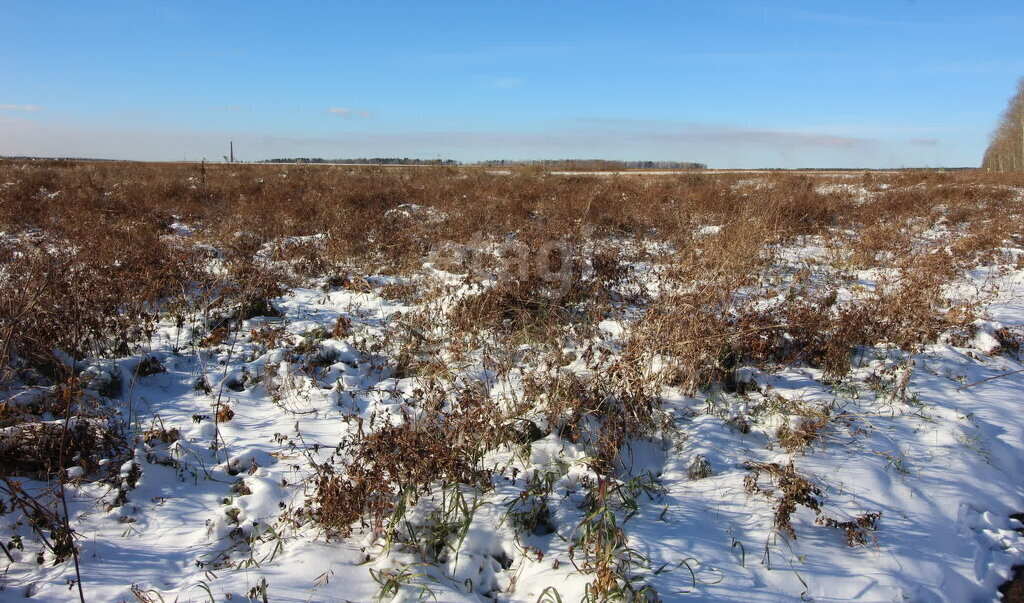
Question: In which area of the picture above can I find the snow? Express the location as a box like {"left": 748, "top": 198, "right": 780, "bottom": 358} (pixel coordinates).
{"left": 4, "top": 224, "right": 1024, "bottom": 602}
{"left": 384, "top": 203, "right": 448, "bottom": 223}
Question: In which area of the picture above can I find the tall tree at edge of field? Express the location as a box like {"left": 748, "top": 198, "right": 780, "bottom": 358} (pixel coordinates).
{"left": 982, "top": 78, "right": 1024, "bottom": 172}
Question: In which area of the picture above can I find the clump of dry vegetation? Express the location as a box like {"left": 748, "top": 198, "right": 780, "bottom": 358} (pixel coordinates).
{"left": 744, "top": 461, "right": 881, "bottom": 547}
{"left": 310, "top": 387, "right": 509, "bottom": 537}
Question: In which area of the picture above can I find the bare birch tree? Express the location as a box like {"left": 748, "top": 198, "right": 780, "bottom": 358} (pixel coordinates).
{"left": 982, "top": 78, "right": 1024, "bottom": 172}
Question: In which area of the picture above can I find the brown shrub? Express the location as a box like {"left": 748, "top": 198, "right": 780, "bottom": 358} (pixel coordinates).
{"left": 0, "top": 386, "right": 126, "bottom": 478}
{"left": 744, "top": 461, "right": 881, "bottom": 546}
{"left": 311, "top": 389, "right": 509, "bottom": 536}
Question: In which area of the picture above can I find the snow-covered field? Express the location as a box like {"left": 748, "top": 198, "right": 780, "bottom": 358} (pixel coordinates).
{"left": 2, "top": 165, "right": 1024, "bottom": 602}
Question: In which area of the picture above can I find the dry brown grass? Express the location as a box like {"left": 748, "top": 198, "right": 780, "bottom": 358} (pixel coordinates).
{"left": 0, "top": 163, "right": 1017, "bottom": 386}
{"left": 310, "top": 387, "right": 509, "bottom": 537}
{"left": 2, "top": 160, "right": 1015, "bottom": 402}
{"left": 744, "top": 461, "right": 881, "bottom": 546}
{"left": 1, "top": 160, "right": 1022, "bottom": 580}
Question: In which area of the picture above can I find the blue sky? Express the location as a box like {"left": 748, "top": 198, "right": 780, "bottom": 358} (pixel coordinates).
{"left": 1, "top": 1, "right": 1022, "bottom": 167}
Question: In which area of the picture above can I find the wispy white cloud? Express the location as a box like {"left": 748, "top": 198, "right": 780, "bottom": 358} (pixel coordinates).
{"left": 574, "top": 118, "right": 875, "bottom": 149}
{"left": 0, "top": 104, "right": 42, "bottom": 112}
{"left": 909, "top": 138, "right": 939, "bottom": 147}
{"left": 327, "top": 107, "right": 372, "bottom": 119}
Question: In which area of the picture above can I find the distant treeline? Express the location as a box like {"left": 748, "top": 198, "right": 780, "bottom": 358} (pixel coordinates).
{"left": 0, "top": 156, "right": 124, "bottom": 163}
{"left": 258, "top": 157, "right": 459, "bottom": 165}
{"left": 256, "top": 158, "right": 707, "bottom": 170}
{"left": 476, "top": 159, "right": 707, "bottom": 170}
